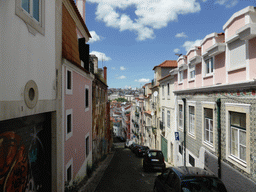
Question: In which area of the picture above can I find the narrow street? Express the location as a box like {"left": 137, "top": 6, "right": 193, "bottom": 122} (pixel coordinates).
{"left": 95, "top": 142, "right": 161, "bottom": 192}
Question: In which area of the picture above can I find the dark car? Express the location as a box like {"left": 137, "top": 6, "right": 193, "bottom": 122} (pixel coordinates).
{"left": 153, "top": 166, "right": 227, "bottom": 192}
{"left": 135, "top": 146, "right": 150, "bottom": 157}
{"left": 132, "top": 144, "right": 142, "bottom": 153}
{"left": 143, "top": 150, "right": 166, "bottom": 172}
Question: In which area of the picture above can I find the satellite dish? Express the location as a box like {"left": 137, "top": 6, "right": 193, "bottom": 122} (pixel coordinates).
{"left": 153, "top": 91, "right": 158, "bottom": 97}
{"left": 151, "top": 111, "right": 154, "bottom": 116}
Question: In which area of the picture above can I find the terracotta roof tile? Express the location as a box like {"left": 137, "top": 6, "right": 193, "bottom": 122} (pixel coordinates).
{"left": 153, "top": 60, "right": 177, "bottom": 70}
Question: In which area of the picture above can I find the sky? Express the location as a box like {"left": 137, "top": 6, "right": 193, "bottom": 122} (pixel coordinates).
{"left": 76, "top": 0, "right": 255, "bottom": 89}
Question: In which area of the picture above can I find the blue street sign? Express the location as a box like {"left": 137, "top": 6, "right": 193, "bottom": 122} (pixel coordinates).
{"left": 175, "top": 132, "right": 179, "bottom": 141}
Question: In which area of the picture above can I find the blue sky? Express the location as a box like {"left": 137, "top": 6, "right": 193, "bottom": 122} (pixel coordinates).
{"left": 77, "top": 0, "right": 255, "bottom": 88}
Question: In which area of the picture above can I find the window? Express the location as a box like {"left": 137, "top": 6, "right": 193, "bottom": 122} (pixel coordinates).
{"left": 230, "top": 112, "right": 246, "bottom": 161}
{"left": 16, "top": 0, "right": 45, "bottom": 35}
{"left": 179, "top": 104, "right": 183, "bottom": 129}
{"left": 85, "top": 86, "right": 89, "bottom": 111}
{"left": 67, "top": 165, "right": 71, "bottom": 183}
{"left": 162, "top": 85, "right": 165, "bottom": 98}
{"left": 189, "top": 106, "right": 195, "bottom": 135}
{"left": 86, "top": 136, "right": 89, "bottom": 157}
{"left": 228, "top": 39, "right": 246, "bottom": 70}
{"left": 179, "top": 145, "right": 183, "bottom": 154}
{"left": 66, "top": 109, "right": 73, "bottom": 140}
{"left": 179, "top": 71, "right": 183, "bottom": 83}
{"left": 189, "top": 65, "right": 195, "bottom": 80}
{"left": 189, "top": 154, "right": 195, "bottom": 167}
{"left": 66, "top": 69, "right": 72, "bottom": 94}
{"left": 162, "top": 109, "right": 165, "bottom": 127}
{"left": 204, "top": 108, "right": 213, "bottom": 145}
{"left": 167, "top": 110, "right": 170, "bottom": 128}
{"left": 167, "top": 83, "right": 170, "bottom": 96}
{"left": 66, "top": 158, "right": 73, "bottom": 184}
{"left": 205, "top": 57, "right": 214, "bottom": 75}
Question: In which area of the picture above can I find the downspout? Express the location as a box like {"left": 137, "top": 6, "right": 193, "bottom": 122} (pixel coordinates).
{"left": 216, "top": 98, "right": 221, "bottom": 179}
{"left": 182, "top": 98, "right": 186, "bottom": 167}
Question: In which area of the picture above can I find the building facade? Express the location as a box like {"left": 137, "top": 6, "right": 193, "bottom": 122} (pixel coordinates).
{"left": 173, "top": 6, "right": 256, "bottom": 192}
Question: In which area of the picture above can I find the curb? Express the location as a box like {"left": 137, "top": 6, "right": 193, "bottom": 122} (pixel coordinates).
{"left": 79, "top": 151, "right": 115, "bottom": 192}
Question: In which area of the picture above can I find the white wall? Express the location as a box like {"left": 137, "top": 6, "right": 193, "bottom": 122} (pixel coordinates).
{"left": 0, "top": 0, "right": 56, "bottom": 101}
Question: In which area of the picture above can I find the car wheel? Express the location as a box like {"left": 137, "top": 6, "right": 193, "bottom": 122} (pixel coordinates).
{"left": 153, "top": 185, "right": 158, "bottom": 192}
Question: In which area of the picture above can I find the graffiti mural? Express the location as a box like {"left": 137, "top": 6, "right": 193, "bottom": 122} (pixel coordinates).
{"left": 0, "top": 113, "right": 51, "bottom": 192}
{"left": 0, "top": 132, "right": 28, "bottom": 192}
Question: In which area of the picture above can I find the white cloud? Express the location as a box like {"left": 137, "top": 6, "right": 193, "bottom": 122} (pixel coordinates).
{"left": 174, "top": 48, "right": 180, "bottom": 53}
{"left": 175, "top": 32, "right": 188, "bottom": 38}
{"left": 120, "top": 66, "right": 126, "bottom": 71}
{"left": 215, "top": 0, "right": 238, "bottom": 8}
{"left": 87, "top": 0, "right": 201, "bottom": 41}
{"left": 136, "top": 78, "right": 150, "bottom": 83}
{"left": 88, "top": 31, "right": 101, "bottom": 43}
{"left": 111, "top": 67, "right": 116, "bottom": 70}
{"left": 117, "top": 75, "right": 126, "bottom": 79}
{"left": 90, "top": 51, "right": 111, "bottom": 61}
{"left": 182, "top": 39, "right": 202, "bottom": 52}
{"left": 135, "top": 79, "right": 138, "bottom": 82}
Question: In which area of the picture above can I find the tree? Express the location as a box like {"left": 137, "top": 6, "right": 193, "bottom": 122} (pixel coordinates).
{"left": 115, "top": 98, "right": 128, "bottom": 102}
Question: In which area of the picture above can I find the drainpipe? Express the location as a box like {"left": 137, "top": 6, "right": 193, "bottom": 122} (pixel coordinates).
{"left": 182, "top": 98, "right": 186, "bottom": 167}
{"left": 216, "top": 98, "right": 221, "bottom": 179}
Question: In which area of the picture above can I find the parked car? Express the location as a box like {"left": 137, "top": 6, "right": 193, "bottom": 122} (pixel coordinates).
{"left": 125, "top": 140, "right": 134, "bottom": 148}
{"left": 143, "top": 150, "right": 165, "bottom": 172}
{"left": 132, "top": 144, "right": 142, "bottom": 153}
{"left": 153, "top": 166, "right": 227, "bottom": 192}
{"left": 135, "top": 146, "right": 150, "bottom": 157}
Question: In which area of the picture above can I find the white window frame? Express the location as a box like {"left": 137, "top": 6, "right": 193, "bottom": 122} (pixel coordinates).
{"left": 85, "top": 85, "right": 89, "bottom": 112}
{"left": 178, "top": 71, "right": 183, "bottom": 84}
{"left": 204, "top": 57, "right": 214, "bottom": 76}
{"left": 188, "top": 106, "right": 195, "bottom": 137}
{"left": 66, "top": 68, "right": 73, "bottom": 95}
{"left": 188, "top": 64, "right": 195, "bottom": 81}
{"left": 66, "top": 158, "right": 73, "bottom": 185}
{"left": 167, "top": 110, "right": 170, "bottom": 129}
{"left": 201, "top": 102, "right": 215, "bottom": 151}
{"left": 162, "top": 108, "right": 165, "bottom": 127}
{"left": 66, "top": 109, "right": 73, "bottom": 141}
{"left": 178, "top": 101, "right": 183, "bottom": 131}
{"left": 15, "top": 0, "right": 45, "bottom": 35}
{"left": 225, "top": 103, "right": 250, "bottom": 172}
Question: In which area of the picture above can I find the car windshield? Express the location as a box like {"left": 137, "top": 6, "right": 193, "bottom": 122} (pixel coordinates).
{"left": 181, "top": 177, "right": 227, "bottom": 192}
{"left": 148, "top": 151, "right": 162, "bottom": 158}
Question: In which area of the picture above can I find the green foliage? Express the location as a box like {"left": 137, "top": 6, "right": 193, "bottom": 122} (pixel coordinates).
{"left": 115, "top": 98, "right": 128, "bottom": 102}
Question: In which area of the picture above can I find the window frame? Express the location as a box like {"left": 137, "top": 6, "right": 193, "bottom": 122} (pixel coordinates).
{"left": 225, "top": 103, "right": 250, "bottom": 172}
{"left": 188, "top": 64, "right": 195, "bottom": 81}
{"left": 204, "top": 108, "right": 213, "bottom": 145}
{"left": 204, "top": 57, "right": 214, "bottom": 76}
{"left": 201, "top": 102, "right": 215, "bottom": 151}
{"left": 66, "top": 109, "right": 73, "bottom": 140}
{"left": 86, "top": 135, "right": 89, "bottom": 157}
{"left": 178, "top": 70, "right": 183, "bottom": 84}
{"left": 66, "top": 158, "right": 73, "bottom": 185}
{"left": 178, "top": 101, "right": 184, "bottom": 131}
{"left": 15, "top": 0, "right": 45, "bottom": 35}
{"left": 162, "top": 85, "right": 165, "bottom": 99}
{"left": 162, "top": 108, "right": 165, "bottom": 127}
{"left": 227, "top": 38, "right": 247, "bottom": 72}
{"left": 167, "top": 110, "right": 170, "bottom": 129}
{"left": 188, "top": 106, "right": 195, "bottom": 136}
{"left": 66, "top": 68, "right": 73, "bottom": 95}
{"left": 85, "top": 85, "right": 89, "bottom": 112}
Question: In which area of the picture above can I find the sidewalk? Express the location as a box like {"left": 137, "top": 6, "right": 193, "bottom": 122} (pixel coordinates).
{"left": 79, "top": 151, "right": 115, "bottom": 192}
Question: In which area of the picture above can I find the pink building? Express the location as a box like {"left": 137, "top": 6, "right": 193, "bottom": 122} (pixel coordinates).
{"left": 171, "top": 6, "right": 256, "bottom": 192}
{"left": 62, "top": 0, "right": 93, "bottom": 186}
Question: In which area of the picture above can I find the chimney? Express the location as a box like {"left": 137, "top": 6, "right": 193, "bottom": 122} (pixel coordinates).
{"left": 104, "top": 66, "right": 107, "bottom": 83}
{"left": 76, "top": 0, "right": 86, "bottom": 21}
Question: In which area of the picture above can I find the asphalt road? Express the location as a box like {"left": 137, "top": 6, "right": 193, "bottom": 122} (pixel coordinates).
{"left": 95, "top": 143, "right": 161, "bottom": 192}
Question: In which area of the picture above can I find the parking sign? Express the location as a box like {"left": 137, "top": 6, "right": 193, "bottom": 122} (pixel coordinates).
{"left": 175, "top": 132, "right": 179, "bottom": 141}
